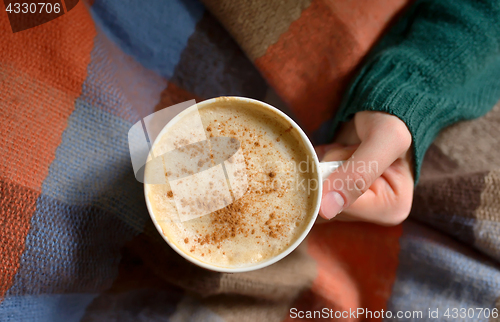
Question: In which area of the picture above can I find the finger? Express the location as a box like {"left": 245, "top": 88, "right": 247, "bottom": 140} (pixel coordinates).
{"left": 319, "top": 127, "right": 411, "bottom": 220}
{"left": 335, "top": 155, "right": 414, "bottom": 225}
{"left": 314, "top": 145, "right": 355, "bottom": 225}
{"left": 315, "top": 143, "right": 342, "bottom": 161}
{"left": 321, "top": 144, "right": 357, "bottom": 162}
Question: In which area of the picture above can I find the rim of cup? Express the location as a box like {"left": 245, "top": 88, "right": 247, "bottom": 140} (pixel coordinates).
{"left": 144, "top": 96, "right": 322, "bottom": 273}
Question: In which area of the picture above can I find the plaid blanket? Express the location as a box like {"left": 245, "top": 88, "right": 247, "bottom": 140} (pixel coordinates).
{"left": 1, "top": 0, "right": 500, "bottom": 321}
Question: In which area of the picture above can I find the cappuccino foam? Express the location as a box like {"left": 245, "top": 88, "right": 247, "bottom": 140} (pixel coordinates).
{"left": 145, "top": 98, "right": 317, "bottom": 268}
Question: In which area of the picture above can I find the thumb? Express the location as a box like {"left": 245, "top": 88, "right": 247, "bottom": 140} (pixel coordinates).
{"left": 319, "top": 128, "right": 410, "bottom": 220}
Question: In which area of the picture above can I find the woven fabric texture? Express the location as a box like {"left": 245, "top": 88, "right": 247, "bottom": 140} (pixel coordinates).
{"left": 1, "top": 0, "right": 499, "bottom": 321}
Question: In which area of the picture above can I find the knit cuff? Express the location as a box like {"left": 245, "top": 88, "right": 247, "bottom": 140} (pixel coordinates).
{"left": 330, "top": 55, "right": 463, "bottom": 184}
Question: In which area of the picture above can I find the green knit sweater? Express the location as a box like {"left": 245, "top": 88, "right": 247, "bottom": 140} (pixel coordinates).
{"left": 332, "top": 0, "right": 500, "bottom": 183}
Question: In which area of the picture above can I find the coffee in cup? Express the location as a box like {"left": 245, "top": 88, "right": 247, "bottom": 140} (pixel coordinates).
{"left": 144, "top": 97, "right": 341, "bottom": 272}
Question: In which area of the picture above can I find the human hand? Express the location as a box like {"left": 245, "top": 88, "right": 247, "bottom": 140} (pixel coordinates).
{"left": 316, "top": 111, "right": 414, "bottom": 226}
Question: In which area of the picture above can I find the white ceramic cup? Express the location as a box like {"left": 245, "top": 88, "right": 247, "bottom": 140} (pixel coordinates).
{"left": 144, "top": 96, "right": 341, "bottom": 273}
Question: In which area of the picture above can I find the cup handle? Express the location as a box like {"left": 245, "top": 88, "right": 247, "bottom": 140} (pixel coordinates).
{"left": 319, "top": 161, "right": 344, "bottom": 181}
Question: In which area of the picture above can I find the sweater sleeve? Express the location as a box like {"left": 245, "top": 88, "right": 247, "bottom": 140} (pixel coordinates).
{"left": 331, "top": 0, "right": 500, "bottom": 183}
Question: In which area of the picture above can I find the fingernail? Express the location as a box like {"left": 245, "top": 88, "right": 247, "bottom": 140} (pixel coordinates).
{"left": 321, "top": 191, "right": 345, "bottom": 220}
